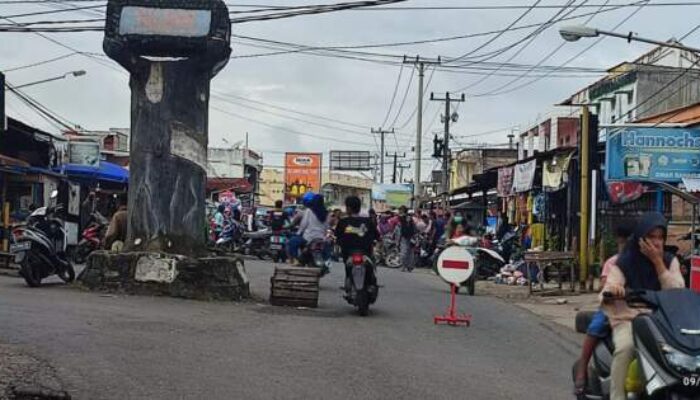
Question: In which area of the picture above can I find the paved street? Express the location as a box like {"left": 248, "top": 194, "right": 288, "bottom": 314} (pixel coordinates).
{"left": 0, "top": 260, "right": 580, "bottom": 400}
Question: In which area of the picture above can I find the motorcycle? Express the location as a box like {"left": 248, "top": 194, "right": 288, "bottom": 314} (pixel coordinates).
{"left": 299, "top": 238, "right": 331, "bottom": 276}
{"left": 375, "top": 235, "right": 401, "bottom": 269}
{"left": 241, "top": 228, "right": 272, "bottom": 259}
{"left": 215, "top": 220, "right": 246, "bottom": 254}
{"left": 10, "top": 190, "right": 75, "bottom": 287}
{"left": 344, "top": 252, "right": 379, "bottom": 316}
{"left": 72, "top": 211, "right": 108, "bottom": 264}
{"left": 269, "top": 230, "right": 289, "bottom": 263}
{"left": 413, "top": 233, "right": 433, "bottom": 268}
{"left": 573, "top": 289, "right": 700, "bottom": 400}
{"left": 491, "top": 226, "right": 521, "bottom": 264}
{"left": 432, "top": 235, "right": 505, "bottom": 296}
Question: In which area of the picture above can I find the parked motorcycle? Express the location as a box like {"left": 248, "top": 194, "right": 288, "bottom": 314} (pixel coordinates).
{"left": 344, "top": 252, "right": 379, "bottom": 316}
{"left": 375, "top": 235, "right": 401, "bottom": 269}
{"left": 413, "top": 233, "right": 433, "bottom": 268}
{"left": 10, "top": 190, "right": 75, "bottom": 287}
{"left": 72, "top": 211, "right": 108, "bottom": 264}
{"left": 573, "top": 289, "right": 700, "bottom": 400}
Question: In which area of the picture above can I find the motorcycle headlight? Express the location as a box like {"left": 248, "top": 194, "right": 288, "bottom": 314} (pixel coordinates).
{"left": 661, "top": 344, "right": 700, "bottom": 374}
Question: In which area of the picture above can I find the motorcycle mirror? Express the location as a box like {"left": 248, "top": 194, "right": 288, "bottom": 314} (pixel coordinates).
{"left": 50, "top": 190, "right": 58, "bottom": 199}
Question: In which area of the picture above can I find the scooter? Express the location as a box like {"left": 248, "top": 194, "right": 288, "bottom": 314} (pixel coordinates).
{"left": 72, "top": 211, "right": 108, "bottom": 264}
{"left": 299, "top": 238, "right": 330, "bottom": 276}
{"left": 344, "top": 252, "right": 379, "bottom": 316}
{"left": 215, "top": 220, "right": 245, "bottom": 254}
{"left": 572, "top": 289, "right": 700, "bottom": 400}
{"left": 242, "top": 228, "right": 271, "bottom": 259}
{"left": 269, "top": 229, "right": 288, "bottom": 263}
{"left": 10, "top": 190, "right": 75, "bottom": 287}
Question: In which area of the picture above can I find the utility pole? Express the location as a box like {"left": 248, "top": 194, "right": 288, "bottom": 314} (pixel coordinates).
{"left": 403, "top": 56, "right": 441, "bottom": 207}
{"left": 397, "top": 163, "right": 410, "bottom": 183}
{"left": 579, "top": 106, "right": 590, "bottom": 288}
{"left": 430, "top": 92, "right": 465, "bottom": 207}
{"left": 386, "top": 151, "right": 406, "bottom": 184}
{"left": 372, "top": 128, "right": 394, "bottom": 184}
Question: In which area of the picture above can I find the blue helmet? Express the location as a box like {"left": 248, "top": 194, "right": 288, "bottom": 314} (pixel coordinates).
{"left": 301, "top": 192, "right": 315, "bottom": 206}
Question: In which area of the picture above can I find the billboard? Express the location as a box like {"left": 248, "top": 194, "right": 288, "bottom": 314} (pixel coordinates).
{"left": 330, "top": 150, "right": 371, "bottom": 171}
{"left": 372, "top": 183, "right": 413, "bottom": 208}
{"left": 606, "top": 127, "right": 700, "bottom": 182}
{"left": 69, "top": 141, "right": 100, "bottom": 167}
{"left": 285, "top": 153, "right": 322, "bottom": 202}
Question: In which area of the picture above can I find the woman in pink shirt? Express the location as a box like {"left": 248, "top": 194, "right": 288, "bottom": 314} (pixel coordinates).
{"left": 601, "top": 212, "right": 685, "bottom": 400}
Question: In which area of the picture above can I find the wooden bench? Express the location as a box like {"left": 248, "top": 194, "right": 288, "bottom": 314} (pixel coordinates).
{"left": 523, "top": 251, "right": 577, "bottom": 295}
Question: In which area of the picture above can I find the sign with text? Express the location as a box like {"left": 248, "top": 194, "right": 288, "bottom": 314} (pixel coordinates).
{"left": 329, "top": 150, "right": 371, "bottom": 171}
{"left": 606, "top": 127, "right": 700, "bottom": 182}
{"left": 285, "top": 153, "right": 322, "bottom": 202}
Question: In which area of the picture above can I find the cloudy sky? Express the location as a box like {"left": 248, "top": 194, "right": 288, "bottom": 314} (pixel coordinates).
{"left": 1, "top": 0, "right": 698, "bottom": 181}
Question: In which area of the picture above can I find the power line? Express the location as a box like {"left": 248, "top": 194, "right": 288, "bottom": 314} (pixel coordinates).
{"left": 379, "top": 63, "right": 404, "bottom": 129}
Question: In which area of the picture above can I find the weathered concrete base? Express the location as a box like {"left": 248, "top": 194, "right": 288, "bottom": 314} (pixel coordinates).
{"left": 79, "top": 251, "right": 249, "bottom": 301}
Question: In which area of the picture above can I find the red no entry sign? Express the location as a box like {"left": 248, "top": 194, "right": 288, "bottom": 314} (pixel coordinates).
{"left": 436, "top": 246, "right": 475, "bottom": 285}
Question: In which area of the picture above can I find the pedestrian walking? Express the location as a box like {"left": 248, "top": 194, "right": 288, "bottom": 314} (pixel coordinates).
{"left": 397, "top": 206, "right": 416, "bottom": 272}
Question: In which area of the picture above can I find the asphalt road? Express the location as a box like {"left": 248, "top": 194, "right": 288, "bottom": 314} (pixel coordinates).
{"left": 0, "top": 260, "right": 580, "bottom": 400}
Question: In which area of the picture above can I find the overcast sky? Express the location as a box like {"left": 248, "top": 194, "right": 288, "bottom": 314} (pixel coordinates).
{"left": 1, "top": 0, "right": 698, "bottom": 181}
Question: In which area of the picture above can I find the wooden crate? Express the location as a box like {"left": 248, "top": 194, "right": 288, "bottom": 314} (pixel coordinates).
{"left": 269, "top": 266, "right": 320, "bottom": 308}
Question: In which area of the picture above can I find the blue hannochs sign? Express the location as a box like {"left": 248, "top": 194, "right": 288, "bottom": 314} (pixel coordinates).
{"left": 606, "top": 127, "right": 700, "bottom": 182}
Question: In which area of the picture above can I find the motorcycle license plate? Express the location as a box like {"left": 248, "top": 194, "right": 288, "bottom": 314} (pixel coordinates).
{"left": 10, "top": 242, "right": 30, "bottom": 253}
{"left": 683, "top": 375, "right": 700, "bottom": 388}
{"left": 270, "top": 244, "right": 282, "bottom": 250}
{"left": 271, "top": 236, "right": 285, "bottom": 244}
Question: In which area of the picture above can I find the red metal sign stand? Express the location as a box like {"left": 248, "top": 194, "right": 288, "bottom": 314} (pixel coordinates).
{"left": 434, "top": 283, "right": 472, "bottom": 326}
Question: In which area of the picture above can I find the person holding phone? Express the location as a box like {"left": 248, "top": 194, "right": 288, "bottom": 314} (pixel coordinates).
{"left": 601, "top": 212, "right": 685, "bottom": 400}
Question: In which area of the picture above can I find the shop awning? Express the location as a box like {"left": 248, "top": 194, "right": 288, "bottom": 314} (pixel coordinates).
{"left": 55, "top": 162, "right": 129, "bottom": 184}
{"left": 207, "top": 177, "right": 252, "bottom": 193}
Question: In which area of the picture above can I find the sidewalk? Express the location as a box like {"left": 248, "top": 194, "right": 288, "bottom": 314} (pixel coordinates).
{"left": 477, "top": 281, "right": 599, "bottom": 332}
{"left": 0, "top": 342, "right": 71, "bottom": 400}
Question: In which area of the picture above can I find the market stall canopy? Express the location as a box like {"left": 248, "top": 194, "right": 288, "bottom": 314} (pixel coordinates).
{"left": 55, "top": 161, "right": 129, "bottom": 184}
{"left": 206, "top": 177, "right": 252, "bottom": 193}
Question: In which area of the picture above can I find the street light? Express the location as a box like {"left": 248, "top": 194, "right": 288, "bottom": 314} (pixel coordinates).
{"left": 559, "top": 24, "right": 700, "bottom": 54}
{"left": 14, "top": 70, "right": 87, "bottom": 89}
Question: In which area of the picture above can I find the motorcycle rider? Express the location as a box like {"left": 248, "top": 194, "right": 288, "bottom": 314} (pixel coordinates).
{"left": 267, "top": 200, "right": 290, "bottom": 232}
{"left": 335, "top": 196, "right": 377, "bottom": 288}
{"left": 601, "top": 212, "right": 685, "bottom": 400}
{"left": 287, "top": 193, "right": 328, "bottom": 266}
{"left": 574, "top": 224, "right": 632, "bottom": 395}
{"left": 397, "top": 206, "right": 416, "bottom": 272}
{"left": 213, "top": 204, "right": 225, "bottom": 240}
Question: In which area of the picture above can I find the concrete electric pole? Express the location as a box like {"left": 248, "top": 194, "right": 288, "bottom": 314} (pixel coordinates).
{"left": 430, "top": 92, "right": 465, "bottom": 207}
{"left": 386, "top": 151, "right": 406, "bottom": 184}
{"left": 403, "top": 56, "right": 441, "bottom": 207}
{"left": 372, "top": 128, "right": 394, "bottom": 184}
{"left": 397, "top": 163, "right": 410, "bottom": 183}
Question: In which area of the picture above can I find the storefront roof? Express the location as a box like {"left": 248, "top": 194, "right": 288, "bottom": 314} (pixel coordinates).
{"left": 207, "top": 177, "right": 252, "bottom": 193}
{"left": 634, "top": 102, "right": 700, "bottom": 126}
{"left": 55, "top": 162, "right": 129, "bottom": 184}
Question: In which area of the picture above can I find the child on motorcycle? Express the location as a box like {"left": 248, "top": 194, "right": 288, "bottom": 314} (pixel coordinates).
{"left": 601, "top": 212, "right": 685, "bottom": 400}
{"left": 574, "top": 224, "right": 632, "bottom": 395}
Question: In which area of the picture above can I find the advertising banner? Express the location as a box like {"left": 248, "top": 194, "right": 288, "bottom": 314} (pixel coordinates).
{"left": 69, "top": 141, "right": 100, "bottom": 167}
{"left": 606, "top": 127, "right": 700, "bottom": 182}
{"left": 285, "top": 153, "right": 322, "bottom": 202}
{"left": 330, "top": 151, "right": 371, "bottom": 171}
{"left": 513, "top": 160, "right": 536, "bottom": 193}
{"left": 497, "top": 167, "right": 514, "bottom": 197}
{"left": 371, "top": 183, "right": 413, "bottom": 208}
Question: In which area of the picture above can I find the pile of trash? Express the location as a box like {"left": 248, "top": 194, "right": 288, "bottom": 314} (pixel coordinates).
{"left": 493, "top": 260, "right": 539, "bottom": 286}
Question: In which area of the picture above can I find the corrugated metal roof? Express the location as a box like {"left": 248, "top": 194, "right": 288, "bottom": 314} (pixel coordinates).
{"left": 682, "top": 177, "right": 700, "bottom": 193}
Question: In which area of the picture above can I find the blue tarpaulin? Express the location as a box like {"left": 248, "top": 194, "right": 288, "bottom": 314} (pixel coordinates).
{"left": 55, "top": 162, "right": 128, "bottom": 183}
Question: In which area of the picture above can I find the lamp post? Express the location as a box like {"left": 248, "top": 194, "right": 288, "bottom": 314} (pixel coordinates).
{"left": 13, "top": 70, "right": 87, "bottom": 89}
{"left": 559, "top": 24, "right": 700, "bottom": 54}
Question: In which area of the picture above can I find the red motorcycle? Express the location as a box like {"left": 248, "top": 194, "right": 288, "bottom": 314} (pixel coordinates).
{"left": 72, "top": 211, "right": 108, "bottom": 264}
